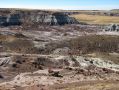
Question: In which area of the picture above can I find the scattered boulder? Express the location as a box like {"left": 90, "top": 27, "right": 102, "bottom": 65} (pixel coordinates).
{"left": 48, "top": 68, "right": 63, "bottom": 77}
{"left": 0, "top": 57, "right": 12, "bottom": 66}
{"left": 0, "top": 74, "right": 4, "bottom": 79}
{"left": 51, "top": 71, "right": 63, "bottom": 77}
{"left": 12, "top": 63, "right": 18, "bottom": 68}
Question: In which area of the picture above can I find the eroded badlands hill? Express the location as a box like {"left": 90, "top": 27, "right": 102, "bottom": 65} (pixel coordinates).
{"left": 0, "top": 9, "right": 79, "bottom": 27}
{"left": 0, "top": 8, "right": 119, "bottom": 90}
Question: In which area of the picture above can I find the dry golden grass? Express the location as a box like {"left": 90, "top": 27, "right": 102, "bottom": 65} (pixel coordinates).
{"left": 71, "top": 14, "right": 119, "bottom": 24}
{"left": 49, "top": 80, "right": 119, "bottom": 90}
{"left": 0, "top": 35, "right": 17, "bottom": 42}
{"left": 64, "top": 82, "right": 119, "bottom": 90}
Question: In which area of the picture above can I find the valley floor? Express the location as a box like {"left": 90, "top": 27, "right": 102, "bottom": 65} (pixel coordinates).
{"left": 0, "top": 25, "right": 119, "bottom": 90}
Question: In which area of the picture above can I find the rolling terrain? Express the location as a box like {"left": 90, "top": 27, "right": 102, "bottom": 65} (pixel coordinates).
{"left": 0, "top": 8, "right": 119, "bottom": 90}
{"left": 71, "top": 14, "right": 119, "bottom": 24}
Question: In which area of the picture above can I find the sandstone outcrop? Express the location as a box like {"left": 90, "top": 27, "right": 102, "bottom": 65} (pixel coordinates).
{"left": 30, "top": 12, "right": 79, "bottom": 25}
{"left": 0, "top": 9, "right": 79, "bottom": 26}
{"left": 0, "top": 14, "right": 21, "bottom": 26}
{"left": 104, "top": 24, "right": 119, "bottom": 32}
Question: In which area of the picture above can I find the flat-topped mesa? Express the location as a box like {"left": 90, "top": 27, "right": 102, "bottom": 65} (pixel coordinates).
{"left": 0, "top": 9, "right": 79, "bottom": 26}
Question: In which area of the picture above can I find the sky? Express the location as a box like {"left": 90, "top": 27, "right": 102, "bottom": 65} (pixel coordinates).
{"left": 0, "top": 0, "right": 119, "bottom": 10}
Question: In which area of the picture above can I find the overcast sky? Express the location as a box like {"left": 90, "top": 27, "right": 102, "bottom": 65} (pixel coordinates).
{"left": 0, "top": 0, "right": 119, "bottom": 10}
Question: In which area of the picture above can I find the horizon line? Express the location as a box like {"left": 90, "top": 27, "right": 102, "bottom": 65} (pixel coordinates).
{"left": 0, "top": 7, "right": 117, "bottom": 11}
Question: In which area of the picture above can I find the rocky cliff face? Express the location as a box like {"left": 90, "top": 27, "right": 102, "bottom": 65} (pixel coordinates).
{"left": 30, "top": 12, "right": 79, "bottom": 25}
{"left": 0, "top": 9, "right": 79, "bottom": 26}
{"left": 0, "top": 14, "right": 21, "bottom": 26}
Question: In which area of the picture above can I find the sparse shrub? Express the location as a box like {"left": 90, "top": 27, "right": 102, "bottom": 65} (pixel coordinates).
{"left": 69, "top": 35, "right": 119, "bottom": 54}
{"left": 46, "top": 35, "right": 119, "bottom": 55}
{"left": 4, "top": 39, "right": 38, "bottom": 53}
